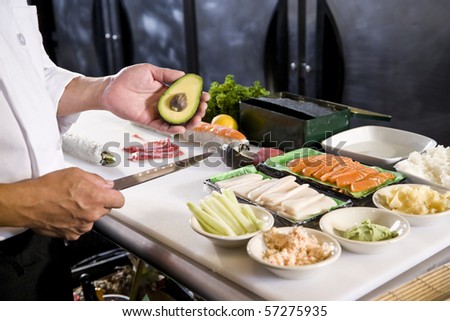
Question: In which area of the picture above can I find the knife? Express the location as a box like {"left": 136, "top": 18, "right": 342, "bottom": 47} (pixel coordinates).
{"left": 113, "top": 151, "right": 215, "bottom": 190}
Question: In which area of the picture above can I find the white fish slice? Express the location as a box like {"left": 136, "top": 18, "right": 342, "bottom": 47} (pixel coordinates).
{"left": 246, "top": 179, "right": 281, "bottom": 200}
{"left": 259, "top": 183, "right": 311, "bottom": 207}
{"left": 252, "top": 176, "right": 298, "bottom": 202}
{"left": 231, "top": 179, "right": 273, "bottom": 198}
{"left": 281, "top": 194, "right": 326, "bottom": 216}
{"left": 215, "top": 173, "right": 263, "bottom": 189}
{"left": 281, "top": 195, "right": 337, "bottom": 220}
{"left": 256, "top": 178, "right": 299, "bottom": 199}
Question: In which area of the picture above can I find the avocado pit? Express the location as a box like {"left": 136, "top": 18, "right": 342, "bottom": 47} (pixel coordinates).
{"left": 158, "top": 73, "right": 203, "bottom": 125}
{"left": 169, "top": 93, "right": 188, "bottom": 112}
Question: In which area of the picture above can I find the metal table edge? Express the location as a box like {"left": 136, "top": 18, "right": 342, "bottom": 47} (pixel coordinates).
{"left": 94, "top": 214, "right": 263, "bottom": 301}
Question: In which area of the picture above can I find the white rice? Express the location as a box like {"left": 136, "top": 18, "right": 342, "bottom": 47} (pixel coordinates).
{"left": 395, "top": 145, "right": 450, "bottom": 188}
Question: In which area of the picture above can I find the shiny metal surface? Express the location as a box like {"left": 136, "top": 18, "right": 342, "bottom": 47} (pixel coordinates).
{"left": 195, "top": 0, "right": 278, "bottom": 87}
{"left": 113, "top": 152, "right": 214, "bottom": 190}
{"left": 94, "top": 215, "right": 262, "bottom": 301}
{"left": 327, "top": 0, "right": 450, "bottom": 145}
{"left": 121, "top": 0, "right": 187, "bottom": 71}
{"left": 52, "top": 0, "right": 105, "bottom": 76}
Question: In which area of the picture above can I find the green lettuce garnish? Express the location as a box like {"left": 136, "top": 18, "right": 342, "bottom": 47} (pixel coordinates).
{"left": 205, "top": 74, "right": 270, "bottom": 122}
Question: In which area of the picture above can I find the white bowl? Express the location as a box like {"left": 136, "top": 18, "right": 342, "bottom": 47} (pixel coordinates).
{"left": 319, "top": 207, "right": 410, "bottom": 254}
{"left": 190, "top": 205, "right": 274, "bottom": 248}
{"left": 246, "top": 227, "right": 341, "bottom": 279}
{"left": 394, "top": 160, "right": 449, "bottom": 191}
{"left": 373, "top": 184, "right": 450, "bottom": 226}
{"left": 321, "top": 125, "right": 436, "bottom": 168}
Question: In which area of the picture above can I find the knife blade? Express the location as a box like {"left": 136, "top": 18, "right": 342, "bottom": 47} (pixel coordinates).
{"left": 113, "top": 151, "right": 215, "bottom": 190}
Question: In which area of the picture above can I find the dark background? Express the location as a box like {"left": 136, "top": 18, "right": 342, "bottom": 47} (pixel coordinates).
{"left": 30, "top": 0, "right": 449, "bottom": 145}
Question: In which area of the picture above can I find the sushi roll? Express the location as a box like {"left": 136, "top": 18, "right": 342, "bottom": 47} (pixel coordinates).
{"left": 62, "top": 133, "right": 116, "bottom": 166}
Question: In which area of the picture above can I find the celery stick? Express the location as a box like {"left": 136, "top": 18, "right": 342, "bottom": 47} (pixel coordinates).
{"left": 213, "top": 191, "right": 256, "bottom": 233}
{"left": 206, "top": 197, "right": 246, "bottom": 235}
{"left": 187, "top": 202, "right": 219, "bottom": 234}
{"left": 199, "top": 200, "right": 236, "bottom": 236}
{"left": 223, "top": 189, "right": 261, "bottom": 231}
{"left": 241, "top": 204, "right": 264, "bottom": 230}
{"left": 204, "top": 197, "right": 240, "bottom": 235}
{"left": 222, "top": 188, "right": 240, "bottom": 207}
{"left": 187, "top": 202, "right": 234, "bottom": 236}
{"left": 196, "top": 213, "right": 222, "bottom": 235}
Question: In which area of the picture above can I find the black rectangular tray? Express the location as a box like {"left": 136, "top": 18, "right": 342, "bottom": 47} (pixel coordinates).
{"left": 204, "top": 164, "right": 353, "bottom": 228}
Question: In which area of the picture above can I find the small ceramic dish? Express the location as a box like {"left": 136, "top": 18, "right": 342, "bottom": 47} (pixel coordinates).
{"left": 319, "top": 207, "right": 410, "bottom": 254}
{"left": 246, "top": 227, "right": 341, "bottom": 279}
{"left": 394, "top": 160, "right": 449, "bottom": 191}
{"left": 373, "top": 184, "right": 450, "bottom": 226}
{"left": 321, "top": 126, "right": 436, "bottom": 168}
{"left": 190, "top": 205, "right": 274, "bottom": 248}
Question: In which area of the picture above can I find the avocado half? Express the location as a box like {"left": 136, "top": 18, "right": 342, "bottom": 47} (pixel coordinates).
{"left": 158, "top": 73, "right": 203, "bottom": 125}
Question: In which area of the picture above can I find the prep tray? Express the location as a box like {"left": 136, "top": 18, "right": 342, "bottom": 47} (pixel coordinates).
{"left": 262, "top": 148, "right": 405, "bottom": 205}
{"left": 204, "top": 165, "right": 352, "bottom": 227}
{"left": 239, "top": 92, "right": 391, "bottom": 151}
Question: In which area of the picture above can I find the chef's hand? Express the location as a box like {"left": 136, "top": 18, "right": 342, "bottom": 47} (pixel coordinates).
{"left": 100, "top": 63, "right": 209, "bottom": 134}
{"left": 0, "top": 168, "right": 124, "bottom": 241}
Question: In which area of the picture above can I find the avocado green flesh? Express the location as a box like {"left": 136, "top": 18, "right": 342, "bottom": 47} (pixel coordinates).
{"left": 342, "top": 219, "right": 398, "bottom": 242}
{"left": 158, "top": 74, "right": 203, "bottom": 125}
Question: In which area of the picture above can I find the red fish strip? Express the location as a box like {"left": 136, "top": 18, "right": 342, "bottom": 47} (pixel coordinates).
{"left": 124, "top": 138, "right": 184, "bottom": 161}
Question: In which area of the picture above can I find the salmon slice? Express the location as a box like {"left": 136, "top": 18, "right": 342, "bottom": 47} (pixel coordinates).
{"left": 288, "top": 161, "right": 307, "bottom": 174}
{"left": 192, "top": 122, "right": 247, "bottom": 140}
{"left": 291, "top": 155, "right": 327, "bottom": 171}
{"left": 302, "top": 162, "right": 326, "bottom": 177}
{"left": 214, "top": 126, "right": 247, "bottom": 140}
{"left": 287, "top": 154, "right": 396, "bottom": 194}
{"left": 288, "top": 154, "right": 351, "bottom": 173}
{"left": 334, "top": 166, "right": 380, "bottom": 187}
{"left": 327, "top": 166, "right": 355, "bottom": 183}
{"left": 318, "top": 163, "right": 346, "bottom": 181}
{"left": 311, "top": 156, "right": 340, "bottom": 178}
{"left": 334, "top": 170, "right": 367, "bottom": 187}
{"left": 286, "top": 158, "right": 303, "bottom": 168}
{"left": 312, "top": 162, "right": 339, "bottom": 179}
{"left": 320, "top": 154, "right": 345, "bottom": 165}
{"left": 350, "top": 172, "right": 395, "bottom": 192}
{"left": 333, "top": 155, "right": 354, "bottom": 166}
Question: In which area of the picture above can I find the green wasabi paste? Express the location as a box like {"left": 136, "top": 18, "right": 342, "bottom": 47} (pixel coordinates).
{"left": 343, "top": 219, "right": 398, "bottom": 242}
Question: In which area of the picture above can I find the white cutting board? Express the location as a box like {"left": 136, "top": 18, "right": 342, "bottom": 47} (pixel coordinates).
{"left": 66, "top": 111, "right": 450, "bottom": 300}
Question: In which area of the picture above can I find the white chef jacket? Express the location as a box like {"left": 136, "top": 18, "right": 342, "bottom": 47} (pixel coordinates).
{"left": 0, "top": 0, "right": 81, "bottom": 240}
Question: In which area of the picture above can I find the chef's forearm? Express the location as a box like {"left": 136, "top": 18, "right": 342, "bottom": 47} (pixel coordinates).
{"left": 0, "top": 182, "right": 35, "bottom": 228}
{"left": 57, "top": 76, "right": 112, "bottom": 116}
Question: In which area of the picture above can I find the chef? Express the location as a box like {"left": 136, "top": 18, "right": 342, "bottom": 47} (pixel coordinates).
{"left": 0, "top": 0, "right": 208, "bottom": 300}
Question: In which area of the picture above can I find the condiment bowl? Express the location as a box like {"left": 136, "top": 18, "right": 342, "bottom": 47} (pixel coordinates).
{"left": 394, "top": 161, "right": 449, "bottom": 191}
{"left": 246, "top": 227, "right": 341, "bottom": 279}
{"left": 190, "top": 205, "right": 274, "bottom": 248}
{"left": 373, "top": 184, "right": 450, "bottom": 226}
{"left": 319, "top": 207, "right": 410, "bottom": 254}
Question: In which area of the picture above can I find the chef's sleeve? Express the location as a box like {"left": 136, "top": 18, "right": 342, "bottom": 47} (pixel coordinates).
{"left": 41, "top": 47, "right": 83, "bottom": 134}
